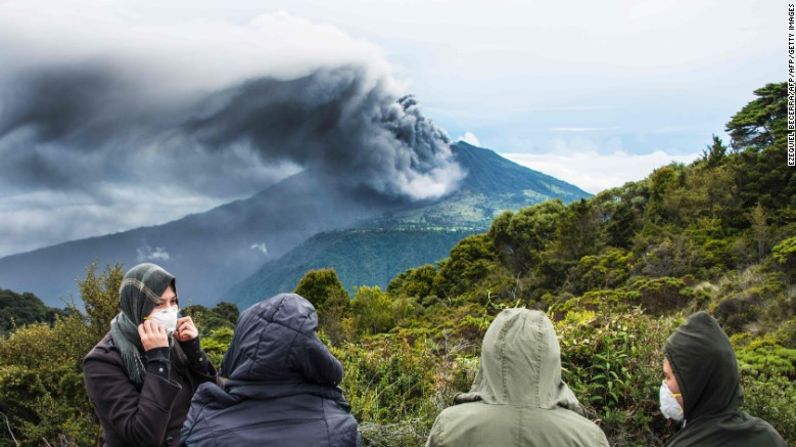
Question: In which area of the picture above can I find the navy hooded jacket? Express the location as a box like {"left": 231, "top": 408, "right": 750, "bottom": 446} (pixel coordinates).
{"left": 180, "top": 293, "right": 360, "bottom": 446}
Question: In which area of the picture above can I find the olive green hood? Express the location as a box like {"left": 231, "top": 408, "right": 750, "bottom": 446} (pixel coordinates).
{"left": 455, "top": 308, "right": 582, "bottom": 412}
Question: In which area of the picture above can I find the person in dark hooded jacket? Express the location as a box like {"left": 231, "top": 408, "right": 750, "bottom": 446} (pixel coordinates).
{"left": 661, "top": 311, "right": 786, "bottom": 447}
{"left": 83, "top": 263, "right": 218, "bottom": 447}
{"left": 180, "top": 293, "right": 360, "bottom": 446}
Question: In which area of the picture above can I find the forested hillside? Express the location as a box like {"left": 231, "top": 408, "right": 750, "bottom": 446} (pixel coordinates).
{"left": 0, "top": 83, "right": 793, "bottom": 446}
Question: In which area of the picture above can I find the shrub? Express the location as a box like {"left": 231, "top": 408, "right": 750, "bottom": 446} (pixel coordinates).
{"left": 295, "top": 268, "right": 351, "bottom": 344}
{"left": 332, "top": 337, "right": 437, "bottom": 443}
{"left": 556, "top": 309, "right": 680, "bottom": 446}
{"left": 387, "top": 265, "right": 437, "bottom": 302}
{"left": 294, "top": 268, "right": 351, "bottom": 312}
{"left": 0, "top": 315, "right": 99, "bottom": 446}
{"left": 350, "top": 286, "right": 418, "bottom": 337}
{"left": 628, "top": 277, "right": 704, "bottom": 314}
{"left": 735, "top": 335, "right": 796, "bottom": 379}
{"left": 773, "top": 236, "right": 796, "bottom": 280}
{"left": 740, "top": 374, "right": 796, "bottom": 443}
{"left": 565, "top": 248, "right": 634, "bottom": 295}
{"left": 200, "top": 326, "right": 234, "bottom": 369}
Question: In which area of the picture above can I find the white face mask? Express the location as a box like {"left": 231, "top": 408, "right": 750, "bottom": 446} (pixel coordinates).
{"left": 659, "top": 381, "right": 684, "bottom": 422}
{"left": 148, "top": 307, "right": 179, "bottom": 333}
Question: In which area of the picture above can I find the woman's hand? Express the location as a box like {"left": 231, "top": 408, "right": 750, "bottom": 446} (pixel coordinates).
{"left": 176, "top": 316, "right": 199, "bottom": 342}
{"left": 138, "top": 320, "right": 169, "bottom": 351}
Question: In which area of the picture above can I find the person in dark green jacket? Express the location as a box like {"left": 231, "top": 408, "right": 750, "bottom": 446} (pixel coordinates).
{"left": 661, "top": 311, "right": 786, "bottom": 447}
{"left": 426, "top": 309, "right": 609, "bottom": 447}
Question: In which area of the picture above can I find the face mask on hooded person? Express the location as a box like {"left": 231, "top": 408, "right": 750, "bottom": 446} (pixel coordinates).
{"left": 659, "top": 381, "right": 684, "bottom": 422}
{"left": 144, "top": 283, "right": 180, "bottom": 334}
{"left": 147, "top": 307, "right": 179, "bottom": 333}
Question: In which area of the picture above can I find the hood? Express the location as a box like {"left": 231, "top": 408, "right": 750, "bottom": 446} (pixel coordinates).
{"left": 456, "top": 308, "right": 582, "bottom": 411}
{"left": 191, "top": 379, "right": 346, "bottom": 411}
{"left": 220, "top": 293, "right": 344, "bottom": 391}
{"left": 664, "top": 311, "right": 742, "bottom": 422}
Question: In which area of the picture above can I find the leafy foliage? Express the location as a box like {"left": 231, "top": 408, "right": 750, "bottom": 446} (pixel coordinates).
{"left": 726, "top": 82, "right": 787, "bottom": 150}
{"left": 294, "top": 268, "right": 351, "bottom": 312}
{"left": 0, "top": 290, "right": 63, "bottom": 335}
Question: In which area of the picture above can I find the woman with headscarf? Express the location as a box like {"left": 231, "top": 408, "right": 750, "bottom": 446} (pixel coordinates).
{"left": 83, "top": 263, "right": 217, "bottom": 447}
{"left": 660, "top": 311, "right": 786, "bottom": 447}
{"left": 180, "top": 293, "right": 360, "bottom": 446}
{"left": 426, "top": 308, "right": 609, "bottom": 447}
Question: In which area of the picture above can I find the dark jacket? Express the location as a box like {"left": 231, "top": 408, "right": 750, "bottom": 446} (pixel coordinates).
{"left": 84, "top": 333, "right": 217, "bottom": 447}
{"left": 663, "top": 311, "right": 786, "bottom": 447}
{"left": 181, "top": 293, "right": 360, "bottom": 447}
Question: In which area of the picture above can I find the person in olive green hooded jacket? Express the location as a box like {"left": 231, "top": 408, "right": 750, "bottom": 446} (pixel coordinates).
{"left": 426, "top": 308, "right": 609, "bottom": 447}
{"left": 661, "top": 311, "right": 786, "bottom": 447}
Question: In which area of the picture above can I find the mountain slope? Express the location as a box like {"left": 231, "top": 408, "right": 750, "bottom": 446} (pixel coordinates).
{"left": 226, "top": 143, "right": 591, "bottom": 307}
{"left": 227, "top": 229, "right": 474, "bottom": 308}
{"left": 0, "top": 173, "right": 394, "bottom": 306}
{"left": 0, "top": 142, "right": 589, "bottom": 307}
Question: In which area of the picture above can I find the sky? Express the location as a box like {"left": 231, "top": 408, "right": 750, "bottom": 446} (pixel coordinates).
{"left": 0, "top": 0, "right": 783, "bottom": 257}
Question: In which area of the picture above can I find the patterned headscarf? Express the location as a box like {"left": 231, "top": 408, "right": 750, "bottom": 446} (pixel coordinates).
{"left": 109, "top": 263, "right": 176, "bottom": 385}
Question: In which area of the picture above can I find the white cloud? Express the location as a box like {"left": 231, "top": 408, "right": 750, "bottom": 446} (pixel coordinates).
{"left": 250, "top": 243, "right": 269, "bottom": 255}
{"left": 458, "top": 132, "right": 481, "bottom": 146}
{"left": 0, "top": 4, "right": 394, "bottom": 91}
{"left": 550, "top": 128, "right": 604, "bottom": 132}
{"left": 0, "top": 186, "right": 220, "bottom": 257}
{"left": 137, "top": 244, "right": 171, "bottom": 262}
{"left": 502, "top": 150, "right": 701, "bottom": 194}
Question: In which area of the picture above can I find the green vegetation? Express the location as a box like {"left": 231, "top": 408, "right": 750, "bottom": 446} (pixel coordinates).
{"left": 0, "top": 289, "right": 65, "bottom": 336}
{"left": 0, "top": 82, "right": 793, "bottom": 446}
{"left": 228, "top": 229, "right": 476, "bottom": 309}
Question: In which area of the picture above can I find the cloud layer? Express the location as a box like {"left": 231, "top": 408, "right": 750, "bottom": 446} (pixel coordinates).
{"left": 502, "top": 150, "right": 701, "bottom": 194}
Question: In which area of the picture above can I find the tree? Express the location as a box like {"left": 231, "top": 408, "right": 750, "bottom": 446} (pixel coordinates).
{"left": 748, "top": 203, "right": 771, "bottom": 262}
{"left": 0, "top": 264, "right": 128, "bottom": 445}
{"left": 726, "top": 82, "right": 787, "bottom": 151}
{"left": 434, "top": 234, "right": 497, "bottom": 298}
{"left": 351, "top": 286, "right": 413, "bottom": 334}
{"left": 351, "top": 286, "right": 397, "bottom": 335}
{"left": 181, "top": 303, "right": 237, "bottom": 336}
{"left": 294, "top": 268, "right": 350, "bottom": 344}
{"left": 488, "top": 200, "right": 565, "bottom": 274}
{"left": 596, "top": 182, "right": 649, "bottom": 249}
{"left": 701, "top": 135, "right": 728, "bottom": 167}
{"left": 294, "top": 268, "right": 350, "bottom": 312}
{"left": 552, "top": 199, "right": 601, "bottom": 261}
{"left": 213, "top": 302, "right": 239, "bottom": 325}
{"left": 0, "top": 289, "right": 62, "bottom": 334}
{"left": 80, "top": 263, "right": 124, "bottom": 340}
{"left": 387, "top": 264, "right": 437, "bottom": 303}
{"left": 772, "top": 236, "right": 796, "bottom": 280}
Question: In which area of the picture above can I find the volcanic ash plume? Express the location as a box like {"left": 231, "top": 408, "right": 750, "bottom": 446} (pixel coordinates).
{"left": 184, "top": 66, "right": 465, "bottom": 200}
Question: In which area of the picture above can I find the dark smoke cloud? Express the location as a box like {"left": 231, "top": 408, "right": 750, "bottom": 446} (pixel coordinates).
{"left": 0, "top": 64, "right": 462, "bottom": 200}
{"left": 185, "top": 66, "right": 463, "bottom": 198}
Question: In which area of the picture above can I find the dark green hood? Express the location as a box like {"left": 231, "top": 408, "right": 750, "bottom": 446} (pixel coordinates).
{"left": 663, "top": 311, "right": 785, "bottom": 447}
{"left": 664, "top": 311, "right": 742, "bottom": 421}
